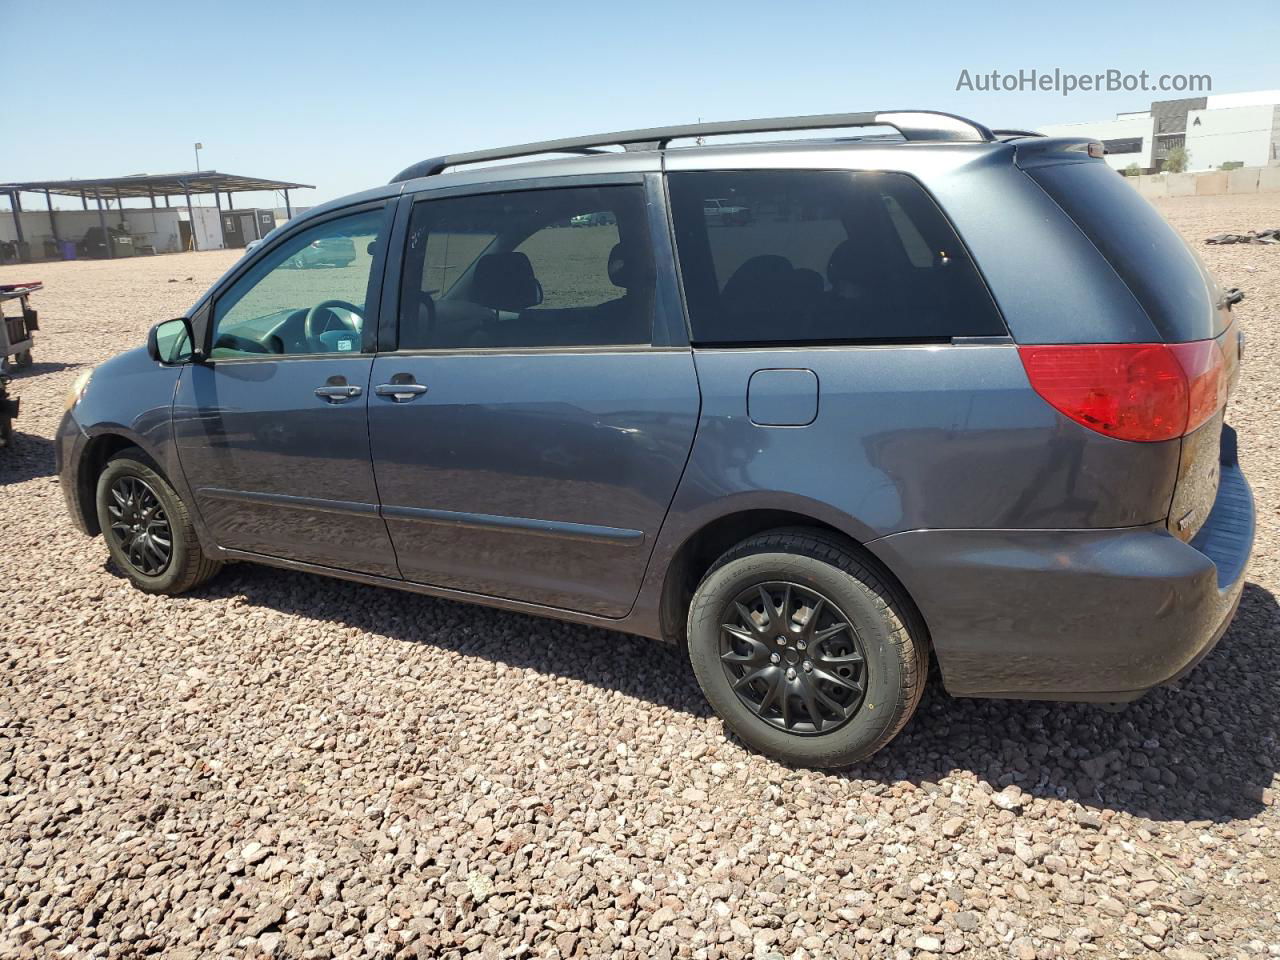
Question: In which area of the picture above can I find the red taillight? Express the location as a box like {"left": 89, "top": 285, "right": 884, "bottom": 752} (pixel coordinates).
{"left": 1018, "top": 340, "right": 1226, "bottom": 442}
{"left": 1168, "top": 339, "right": 1227, "bottom": 434}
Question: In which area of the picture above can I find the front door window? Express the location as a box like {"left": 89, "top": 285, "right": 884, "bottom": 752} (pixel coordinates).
{"left": 210, "top": 208, "right": 384, "bottom": 358}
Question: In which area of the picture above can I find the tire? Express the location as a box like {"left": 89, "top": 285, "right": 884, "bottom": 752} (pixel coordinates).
{"left": 95, "top": 448, "right": 222, "bottom": 594}
{"left": 687, "top": 528, "right": 927, "bottom": 768}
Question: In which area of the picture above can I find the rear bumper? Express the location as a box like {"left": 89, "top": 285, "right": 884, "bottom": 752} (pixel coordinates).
{"left": 868, "top": 433, "right": 1254, "bottom": 701}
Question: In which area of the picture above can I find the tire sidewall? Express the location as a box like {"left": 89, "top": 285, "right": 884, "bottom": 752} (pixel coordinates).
{"left": 688, "top": 550, "right": 908, "bottom": 767}
{"left": 95, "top": 455, "right": 193, "bottom": 593}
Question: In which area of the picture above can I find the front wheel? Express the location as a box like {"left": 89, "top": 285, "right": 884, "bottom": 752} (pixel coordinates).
{"left": 95, "top": 449, "right": 222, "bottom": 594}
{"left": 687, "top": 529, "right": 927, "bottom": 767}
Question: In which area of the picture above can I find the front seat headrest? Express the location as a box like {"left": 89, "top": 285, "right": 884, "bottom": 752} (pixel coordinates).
{"left": 472, "top": 252, "right": 541, "bottom": 312}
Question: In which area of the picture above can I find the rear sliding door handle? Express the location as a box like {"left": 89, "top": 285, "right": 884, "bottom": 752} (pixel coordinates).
{"left": 375, "top": 380, "right": 428, "bottom": 402}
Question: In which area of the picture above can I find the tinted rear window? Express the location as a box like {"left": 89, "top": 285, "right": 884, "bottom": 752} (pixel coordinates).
{"left": 667, "top": 170, "right": 1004, "bottom": 345}
{"left": 1025, "top": 161, "right": 1220, "bottom": 342}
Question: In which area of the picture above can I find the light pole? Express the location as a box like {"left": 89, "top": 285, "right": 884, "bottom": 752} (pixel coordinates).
{"left": 194, "top": 142, "right": 203, "bottom": 172}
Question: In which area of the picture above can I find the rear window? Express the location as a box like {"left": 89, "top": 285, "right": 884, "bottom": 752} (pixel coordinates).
{"left": 667, "top": 170, "right": 1004, "bottom": 345}
{"left": 1025, "top": 161, "right": 1220, "bottom": 342}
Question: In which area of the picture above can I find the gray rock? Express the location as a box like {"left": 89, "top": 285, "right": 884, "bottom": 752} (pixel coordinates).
{"left": 245, "top": 903, "right": 286, "bottom": 937}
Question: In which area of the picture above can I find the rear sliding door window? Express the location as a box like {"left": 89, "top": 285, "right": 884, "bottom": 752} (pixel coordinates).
{"left": 667, "top": 170, "right": 1003, "bottom": 344}
{"left": 397, "top": 185, "right": 654, "bottom": 350}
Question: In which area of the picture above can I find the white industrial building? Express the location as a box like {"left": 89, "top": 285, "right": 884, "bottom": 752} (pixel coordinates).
{"left": 1039, "top": 90, "right": 1280, "bottom": 173}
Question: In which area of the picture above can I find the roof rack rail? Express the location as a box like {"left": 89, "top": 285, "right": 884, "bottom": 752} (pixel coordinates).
{"left": 390, "top": 110, "right": 996, "bottom": 182}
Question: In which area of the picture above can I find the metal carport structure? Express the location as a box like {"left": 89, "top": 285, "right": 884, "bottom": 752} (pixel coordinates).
{"left": 0, "top": 171, "right": 314, "bottom": 260}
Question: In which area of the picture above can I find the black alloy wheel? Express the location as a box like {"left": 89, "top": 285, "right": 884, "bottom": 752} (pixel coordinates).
{"left": 106, "top": 475, "right": 173, "bottom": 576}
{"left": 719, "top": 581, "right": 867, "bottom": 735}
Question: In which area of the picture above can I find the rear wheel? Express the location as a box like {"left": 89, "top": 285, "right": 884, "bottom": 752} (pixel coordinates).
{"left": 687, "top": 528, "right": 927, "bottom": 767}
{"left": 95, "top": 449, "right": 222, "bottom": 594}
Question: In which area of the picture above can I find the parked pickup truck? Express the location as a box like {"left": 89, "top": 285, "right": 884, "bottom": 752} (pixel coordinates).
{"left": 703, "top": 197, "right": 752, "bottom": 225}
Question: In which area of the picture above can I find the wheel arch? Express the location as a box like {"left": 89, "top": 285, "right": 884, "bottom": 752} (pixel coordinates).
{"left": 656, "top": 508, "right": 930, "bottom": 653}
{"left": 75, "top": 432, "right": 151, "bottom": 536}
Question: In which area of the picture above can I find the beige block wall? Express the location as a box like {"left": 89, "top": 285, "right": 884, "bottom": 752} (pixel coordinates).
{"left": 1136, "top": 175, "right": 1168, "bottom": 199}
{"left": 1227, "top": 167, "right": 1262, "bottom": 193}
{"left": 1128, "top": 166, "right": 1280, "bottom": 198}
{"left": 1195, "top": 172, "right": 1229, "bottom": 195}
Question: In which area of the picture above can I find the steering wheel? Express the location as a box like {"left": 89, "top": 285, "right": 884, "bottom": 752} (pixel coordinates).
{"left": 304, "top": 299, "right": 363, "bottom": 353}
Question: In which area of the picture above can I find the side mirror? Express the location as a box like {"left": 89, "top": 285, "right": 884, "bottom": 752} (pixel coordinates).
{"left": 147, "top": 317, "right": 196, "bottom": 364}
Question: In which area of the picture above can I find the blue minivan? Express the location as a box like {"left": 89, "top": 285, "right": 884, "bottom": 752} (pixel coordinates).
{"left": 57, "top": 112, "right": 1254, "bottom": 766}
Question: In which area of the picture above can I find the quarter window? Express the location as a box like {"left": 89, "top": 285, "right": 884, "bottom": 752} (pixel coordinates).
{"left": 398, "top": 186, "right": 654, "bottom": 350}
{"left": 210, "top": 208, "right": 384, "bottom": 358}
{"left": 667, "top": 170, "right": 1004, "bottom": 344}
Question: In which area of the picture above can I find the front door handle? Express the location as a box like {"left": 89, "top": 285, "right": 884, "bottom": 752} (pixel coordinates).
{"left": 375, "top": 378, "right": 428, "bottom": 402}
{"left": 315, "top": 384, "right": 362, "bottom": 403}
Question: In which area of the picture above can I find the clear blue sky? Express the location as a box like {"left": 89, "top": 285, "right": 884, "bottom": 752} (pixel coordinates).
{"left": 5, "top": 0, "right": 1277, "bottom": 210}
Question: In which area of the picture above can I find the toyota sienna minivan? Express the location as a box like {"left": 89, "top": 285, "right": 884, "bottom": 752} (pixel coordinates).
{"left": 57, "top": 111, "right": 1254, "bottom": 767}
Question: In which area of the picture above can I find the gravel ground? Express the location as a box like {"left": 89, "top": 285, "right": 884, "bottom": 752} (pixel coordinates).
{"left": 2, "top": 193, "right": 1279, "bottom": 960}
